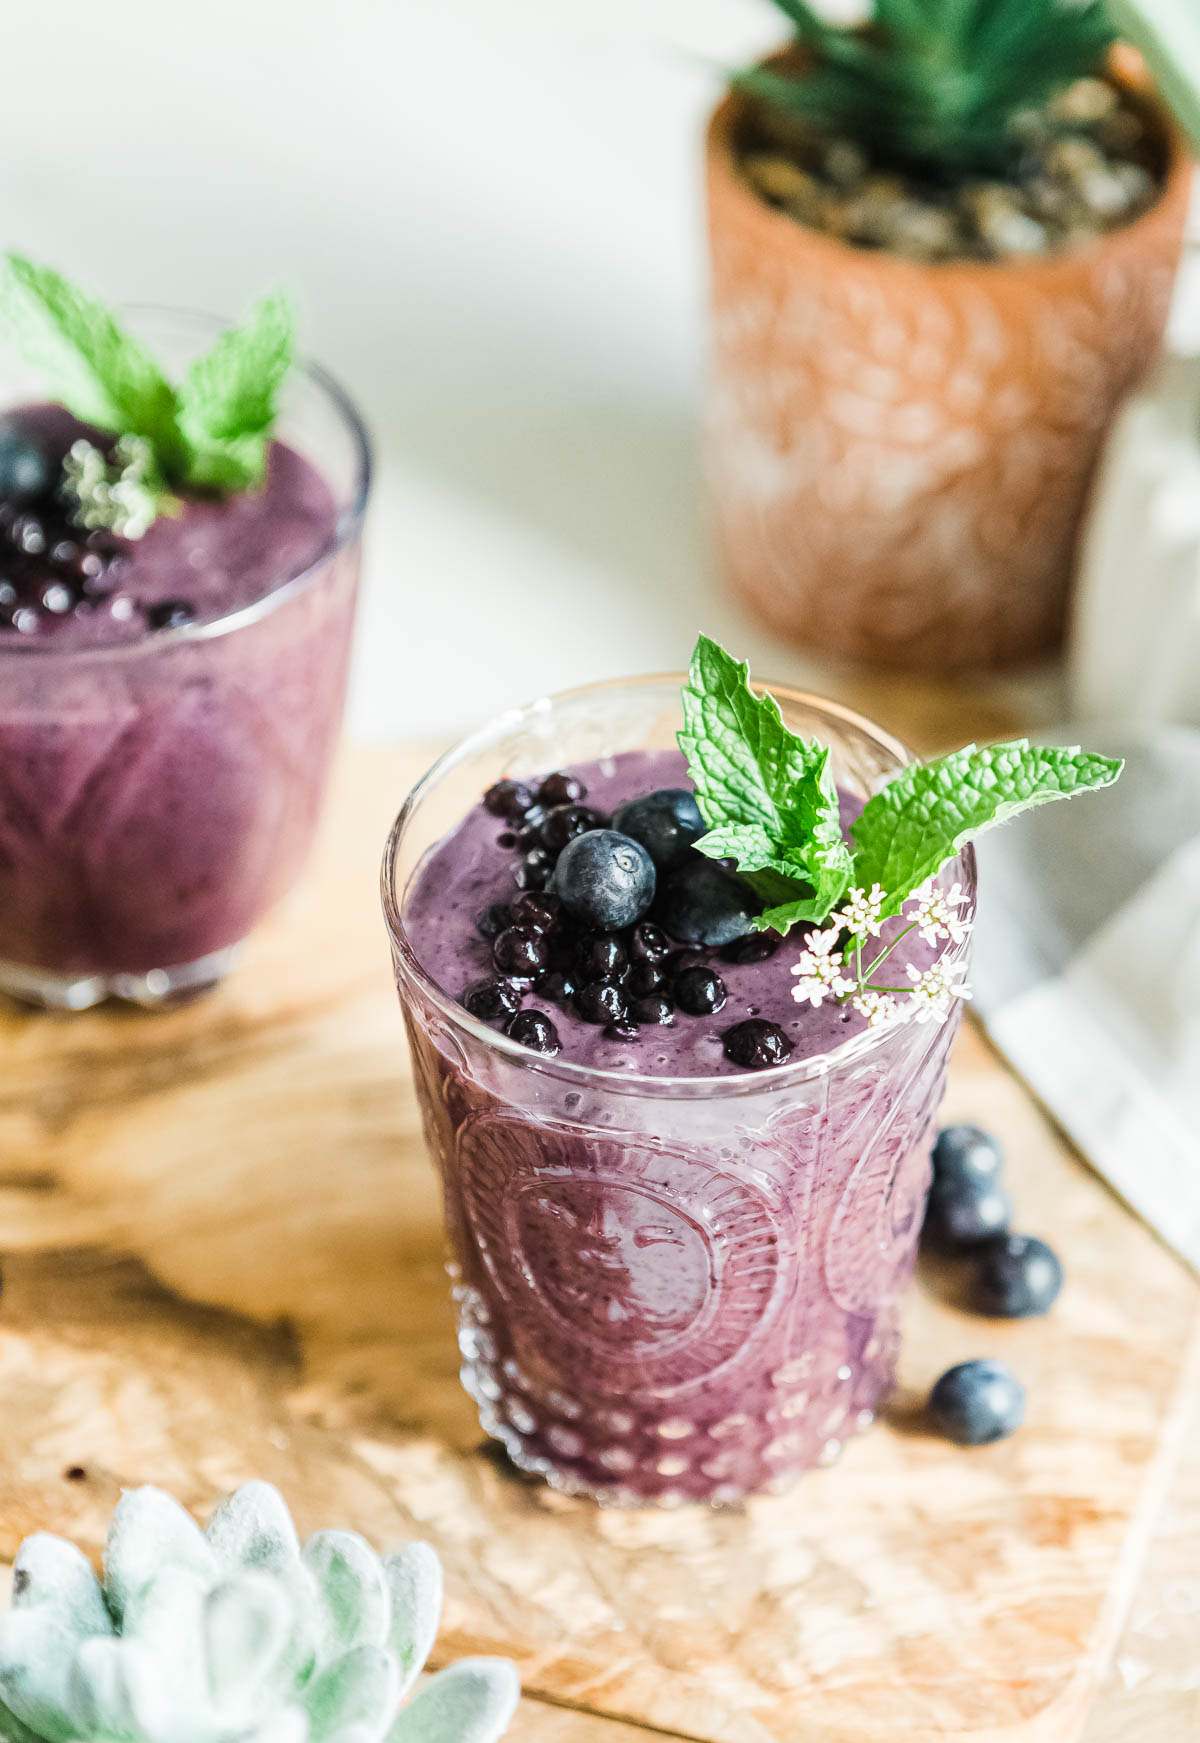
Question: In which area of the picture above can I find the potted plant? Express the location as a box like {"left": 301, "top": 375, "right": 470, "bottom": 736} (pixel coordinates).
{"left": 705, "top": 0, "right": 1193, "bottom": 672}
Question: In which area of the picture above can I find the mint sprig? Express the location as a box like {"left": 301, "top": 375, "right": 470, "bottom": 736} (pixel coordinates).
{"left": 678, "top": 636, "right": 853, "bottom": 931}
{"left": 677, "top": 636, "right": 1123, "bottom": 935}
{"left": 0, "top": 255, "right": 296, "bottom": 505}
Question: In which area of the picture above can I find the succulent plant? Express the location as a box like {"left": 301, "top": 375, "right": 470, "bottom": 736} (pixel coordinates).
{"left": 738, "top": 0, "right": 1117, "bottom": 180}
{"left": 0, "top": 1483, "right": 519, "bottom": 1743}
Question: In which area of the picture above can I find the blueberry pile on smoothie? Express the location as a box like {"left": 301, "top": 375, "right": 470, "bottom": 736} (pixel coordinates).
{"left": 407, "top": 750, "right": 941, "bottom": 1075}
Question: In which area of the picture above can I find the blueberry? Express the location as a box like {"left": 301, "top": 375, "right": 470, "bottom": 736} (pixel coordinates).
{"left": 723, "top": 1019, "right": 793, "bottom": 1070}
{"left": 971, "top": 1235, "right": 1063, "bottom": 1318}
{"left": 540, "top": 804, "right": 602, "bottom": 853}
{"left": 463, "top": 978, "right": 523, "bottom": 1022}
{"left": 675, "top": 965, "right": 727, "bottom": 1015}
{"left": 475, "top": 901, "right": 513, "bottom": 941}
{"left": 505, "top": 1009, "right": 561, "bottom": 1056}
{"left": 924, "top": 1183, "right": 1013, "bottom": 1250}
{"left": 551, "top": 829, "right": 656, "bottom": 930}
{"left": 628, "top": 959, "right": 667, "bottom": 997}
{"left": 631, "top": 994, "right": 674, "bottom": 1025}
{"left": 576, "top": 932, "right": 627, "bottom": 982}
{"left": 928, "top": 1359, "right": 1025, "bottom": 1446}
{"left": 611, "top": 788, "right": 705, "bottom": 871}
{"left": 516, "top": 807, "right": 548, "bottom": 847}
{"left": 510, "top": 891, "right": 564, "bottom": 932}
{"left": 932, "top": 1125, "right": 1004, "bottom": 1198}
{"left": 493, "top": 927, "right": 551, "bottom": 977}
{"left": 629, "top": 922, "right": 670, "bottom": 964}
{"left": 721, "top": 930, "right": 783, "bottom": 965}
{"left": 484, "top": 779, "right": 536, "bottom": 820}
{"left": 146, "top": 599, "right": 196, "bottom": 631}
{"left": 605, "top": 1019, "right": 639, "bottom": 1041}
{"left": 655, "top": 859, "right": 760, "bottom": 947}
{"left": 536, "top": 969, "right": 578, "bottom": 1004}
{"left": 538, "top": 770, "right": 586, "bottom": 808}
{"left": 574, "top": 981, "right": 628, "bottom": 1025}
{"left": 0, "top": 430, "right": 52, "bottom": 505}
{"left": 40, "top": 582, "right": 74, "bottom": 615}
{"left": 516, "top": 848, "right": 553, "bottom": 891}
{"left": 665, "top": 947, "right": 707, "bottom": 980}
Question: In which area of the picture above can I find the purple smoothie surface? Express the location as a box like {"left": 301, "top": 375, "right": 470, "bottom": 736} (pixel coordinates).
{"left": 0, "top": 405, "right": 337, "bottom": 647}
{"left": 404, "top": 747, "right": 943, "bottom": 1076}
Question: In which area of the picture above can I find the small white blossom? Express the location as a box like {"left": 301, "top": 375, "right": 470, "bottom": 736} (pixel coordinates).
{"left": 789, "top": 926, "right": 855, "bottom": 1007}
{"left": 851, "top": 990, "right": 900, "bottom": 1028}
{"left": 62, "top": 436, "right": 159, "bottom": 540}
{"left": 832, "top": 883, "right": 886, "bottom": 941}
{"left": 904, "top": 958, "right": 973, "bottom": 1023}
{"left": 910, "top": 881, "right": 973, "bottom": 947}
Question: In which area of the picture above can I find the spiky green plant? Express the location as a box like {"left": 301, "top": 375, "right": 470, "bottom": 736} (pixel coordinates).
{"left": 737, "top": 0, "right": 1117, "bottom": 180}
{"left": 0, "top": 1483, "right": 519, "bottom": 1743}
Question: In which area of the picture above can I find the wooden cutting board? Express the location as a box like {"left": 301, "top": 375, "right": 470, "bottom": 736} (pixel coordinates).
{"left": 1, "top": 720, "right": 1198, "bottom": 1743}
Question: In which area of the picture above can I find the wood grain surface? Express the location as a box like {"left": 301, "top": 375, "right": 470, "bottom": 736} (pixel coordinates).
{"left": 0, "top": 718, "right": 1195, "bottom": 1743}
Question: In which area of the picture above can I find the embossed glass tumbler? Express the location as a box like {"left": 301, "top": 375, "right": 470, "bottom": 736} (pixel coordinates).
{"left": 382, "top": 677, "right": 975, "bottom": 1505}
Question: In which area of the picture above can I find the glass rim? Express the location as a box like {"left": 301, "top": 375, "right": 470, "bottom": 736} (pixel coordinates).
{"left": 0, "top": 303, "right": 373, "bottom": 663}
{"left": 381, "top": 672, "right": 978, "bottom": 1098}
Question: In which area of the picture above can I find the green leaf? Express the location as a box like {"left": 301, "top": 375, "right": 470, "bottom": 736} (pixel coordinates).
{"left": 177, "top": 290, "right": 295, "bottom": 492}
{"left": 677, "top": 635, "right": 852, "bottom": 933}
{"left": 1, "top": 255, "right": 183, "bottom": 465}
{"left": 386, "top": 1660, "right": 520, "bottom": 1743}
{"left": 851, "top": 740, "right": 1123, "bottom": 919}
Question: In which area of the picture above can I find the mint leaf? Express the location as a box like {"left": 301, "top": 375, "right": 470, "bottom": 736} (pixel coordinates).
{"left": 1, "top": 254, "right": 183, "bottom": 466}
{"left": 851, "top": 740, "right": 1123, "bottom": 919}
{"left": 677, "top": 635, "right": 853, "bottom": 929}
{"left": 176, "top": 291, "right": 295, "bottom": 492}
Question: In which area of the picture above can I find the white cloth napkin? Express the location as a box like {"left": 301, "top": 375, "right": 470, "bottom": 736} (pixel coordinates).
{"left": 971, "top": 725, "right": 1200, "bottom": 1271}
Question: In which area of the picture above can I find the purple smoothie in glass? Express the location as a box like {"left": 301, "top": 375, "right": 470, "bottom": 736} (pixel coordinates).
{"left": 0, "top": 314, "right": 369, "bottom": 1009}
{"left": 384, "top": 677, "right": 974, "bottom": 1506}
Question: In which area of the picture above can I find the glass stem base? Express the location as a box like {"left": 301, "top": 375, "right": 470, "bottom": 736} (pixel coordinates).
{"left": 0, "top": 945, "right": 241, "bottom": 1012}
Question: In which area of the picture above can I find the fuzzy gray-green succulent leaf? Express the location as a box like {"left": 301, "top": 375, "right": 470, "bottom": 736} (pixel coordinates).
{"left": 10, "top": 1536, "right": 113, "bottom": 1640}
{"left": 382, "top": 1545, "right": 443, "bottom": 1698}
{"left": 68, "top": 1635, "right": 168, "bottom": 1743}
{"left": 205, "top": 1481, "right": 302, "bottom": 1579}
{"left": 386, "top": 1662, "right": 521, "bottom": 1743}
{"left": 0, "top": 1611, "right": 82, "bottom": 1743}
{"left": 304, "top": 1645, "right": 399, "bottom": 1742}
{"left": 204, "top": 1572, "right": 296, "bottom": 1718}
{"left": 104, "top": 1488, "right": 218, "bottom": 1624}
{"left": 304, "top": 1532, "right": 391, "bottom": 1661}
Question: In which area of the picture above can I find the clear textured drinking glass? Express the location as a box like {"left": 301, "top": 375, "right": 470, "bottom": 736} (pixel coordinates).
{"left": 0, "top": 309, "right": 371, "bottom": 1009}
{"left": 382, "top": 676, "right": 975, "bottom": 1506}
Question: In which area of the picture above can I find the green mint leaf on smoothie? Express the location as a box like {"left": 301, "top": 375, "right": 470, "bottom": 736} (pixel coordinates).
{"left": 851, "top": 740, "right": 1124, "bottom": 920}
{"left": 1, "top": 254, "right": 183, "bottom": 467}
{"left": 176, "top": 290, "right": 295, "bottom": 492}
{"left": 678, "top": 635, "right": 853, "bottom": 928}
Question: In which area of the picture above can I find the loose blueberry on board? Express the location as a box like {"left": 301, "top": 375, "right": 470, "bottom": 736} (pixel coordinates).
{"left": 654, "top": 858, "right": 760, "bottom": 947}
{"left": 539, "top": 804, "right": 602, "bottom": 853}
{"left": 630, "top": 993, "right": 674, "bottom": 1025}
{"left": 723, "top": 1019, "right": 793, "bottom": 1070}
{"left": 484, "top": 779, "right": 536, "bottom": 820}
{"left": 574, "top": 981, "right": 628, "bottom": 1025}
{"left": 924, "top": 1182, "right": 1013, "bottom": 1249}
{"left": 0, "top": 429, "right": 52, "bottom": 505}
{"left": 932, "top": 1124, "right": 1004, "bottom": 1197}
{"left": 505, "top": 1009, "right": 561, "bottom": 1056}
{"left": 611, "top": 788, "right": 706, "bottom": 871}
{"left": 551, "top": 829, "right": 656, "bottom": 929}
{"left": 492, "top": 927, "right": 551, "bottom": 978}
{"left": 576, "top": 932, "right": 627, "bottom": 982}
{"left": 971, "top": 1234, "right": 1064, "bottom": 1318}
{"left": 463, "top": 978, "right": 523, "bottom": 1022}
{"left": 538, "top": 770, "right": 587, "bottom": 808}
{"left": 928, "top": 1359, "right": 1026, "bottom": 1445}
{"left": 674, "top": 965, "right": 728, "bottom": 1016}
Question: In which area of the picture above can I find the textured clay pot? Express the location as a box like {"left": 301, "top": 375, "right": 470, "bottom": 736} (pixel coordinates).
{"left": 704, "top": 65, "right": 1193, "bottom": 672}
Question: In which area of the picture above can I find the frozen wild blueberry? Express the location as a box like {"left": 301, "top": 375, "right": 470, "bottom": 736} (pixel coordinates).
{"left": 971, "top": 1235, "right": 1064, "bottom": 1318}
{"left": 605, "top": 1020, "right": 639, "bottom": 1041}
{"left": 629, "top": 921, "right": 670, "bottom": 964}
{"left": 627, "top": 959, "right": 666, "bottom": 997}
{"left": 928, "top": 1359, "right": 1025, "bottom": 1446}
{"left": 40, "top": 582, "right": 74, "bottom": 615}
{"left": 576, "top": 932, "right": 627, "bottom": 982}
{"left": 0, "top": 429, "right": 52, "bottom": 505}
{"left": 484, "top": 779, "right": 536, "bottom": 820}
{"left": 538, "top": 770, "right": 586, "bottom": 808}
{"left": 540, "top": 804, "right": 602, "bottom": 853}
{"left": 723, "top": 1019, "right": 793, "bottom": 1070}
{"left": 924, "top": 1182, "right": 1013, "bottom": 1250}
{"left": 932, "top": 1124, "right": 1004, "bottom": 1197}
{"left": 511, "top": 890, "right": 563, "bottom": 932}
{"left": 516, "top": 808, "right": 548, "bottom": 847}
{"left": 516, "top": 847, "right": 553, "bottom": 890}
{"left": 721, "top": 930, "right": 783, "bottom": 965}
{"left": 665, "top": 947, "right": 706, "bottom": 980}
{"left": 551, "top": 829, "right": 656, "bottom": 930}
{"left": 492, "top": 927, "right": 551, "bottom": 977}
{"left": 475, "top": 901, "right": 513, "bottom": 940}
{"left": 611, "top": 788, "right": 706, "bottom": 870}
{"left": 463, "top": 977, "right": 523, "bottom": 1022}
{"left": 655, "top": 859, "right": 760, "bottom": 947}
{"left": 631, "top": 994, "right": 674, "bottom": 1025}
{"left": 574, "top": 981, "right": 628, "bottom": 1025}
{"left": 505, "top": 1009, "right": 561, "bottom": 1056}
{"left": 675, "top": 965, "right": 727, "bottom": 1015}
{"left": 536, "top": 969, "right": 578, "bottom": 1004}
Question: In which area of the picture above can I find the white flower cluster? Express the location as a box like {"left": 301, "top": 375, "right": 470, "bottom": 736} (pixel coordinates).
{"left": 789, "top": 881, "right": 973, "bottom": 1030}
{"left": 62, "top": 435, "right": 160, "bottom": 540}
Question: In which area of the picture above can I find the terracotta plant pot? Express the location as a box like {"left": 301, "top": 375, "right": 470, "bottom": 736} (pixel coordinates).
{"left": 704, "top": 63, "right": 1193, "bottom": 671}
